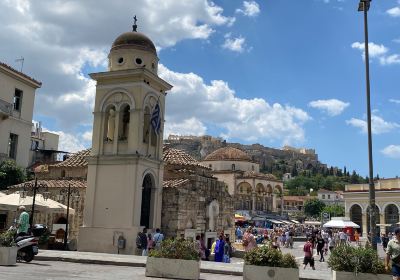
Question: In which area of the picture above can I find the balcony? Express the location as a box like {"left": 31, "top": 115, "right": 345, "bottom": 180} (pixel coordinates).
{"left": 0, "top": 99, "right": 12, "bottom": 120}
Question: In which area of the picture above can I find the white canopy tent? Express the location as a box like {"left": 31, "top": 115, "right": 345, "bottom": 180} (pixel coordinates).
{"left": 323, "top": 217, "right": 360, "bottom": 228}
{"left": 0, "top": 192, "right": 74, "bottom": 214}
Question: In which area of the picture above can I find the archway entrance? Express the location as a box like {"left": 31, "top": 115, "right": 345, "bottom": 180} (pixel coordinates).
{"left": 349, "top": 204, "right": 363, "bottom": 235}
{"left": 385, "top": 204, "right": 399, "bottom": 233}
{"left": 140, "top": 174, "right": 153, "bottom": 228}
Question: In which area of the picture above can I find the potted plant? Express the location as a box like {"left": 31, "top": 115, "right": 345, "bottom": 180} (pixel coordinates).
{"left": 243, "top": 245, "right": 299, "bottom": 280}
{"left": 328, "top": 245, "right": 391, "bottom": 280}
{"left": 146, "top": 238, "right": 200, "bottom": 280}
{"left": 0, "top": 230, "right": 17, "bottom": 266}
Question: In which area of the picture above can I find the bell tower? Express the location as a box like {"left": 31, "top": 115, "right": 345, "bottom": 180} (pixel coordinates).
{"left": 78, "top": 19, "right": 172, "bottom": 254}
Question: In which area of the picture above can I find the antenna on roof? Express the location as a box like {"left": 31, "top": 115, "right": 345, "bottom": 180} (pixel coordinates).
{"left": 15, "top": 57, "right": 24, "bottom": 72}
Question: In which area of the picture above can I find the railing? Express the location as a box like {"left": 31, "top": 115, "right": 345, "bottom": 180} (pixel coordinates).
{"left": 0, "top": 98, "right": 12, "bottom": 119}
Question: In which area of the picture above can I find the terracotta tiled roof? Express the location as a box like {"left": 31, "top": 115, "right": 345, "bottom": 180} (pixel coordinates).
{"left": 163, "top": 147, "right": 209, "bottom": 169}
{"left": 0, "top": 62, "right": 42, "bottom": 87}
{"left": 8, "top": 179, "right": 86, "bottom": 189}
{"left": 163, "top": 179, "right": 190, "bottom": 188}
{"left": 52, "top": 149, "right": 91, "bottom": 168}
{"left": 241, "top": 171, "right": 278, "bottom": 181}
{"left": 203, "top": 147, "right": 251, "bottom": 162}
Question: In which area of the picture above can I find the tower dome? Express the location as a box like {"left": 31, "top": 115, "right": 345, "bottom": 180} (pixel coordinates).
{"left": 111, "top": 31, "right": 157, "bottom": 55}
{"left": 108, "top": 17, "right": 158, "bottom": 73}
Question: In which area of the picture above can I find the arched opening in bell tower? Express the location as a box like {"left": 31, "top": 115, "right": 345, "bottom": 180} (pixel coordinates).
{"left": 140, "top": 173, "right": 153, "bottom": 228}
{"left": 118, "top": 104, "right": 130, "bottom": 141}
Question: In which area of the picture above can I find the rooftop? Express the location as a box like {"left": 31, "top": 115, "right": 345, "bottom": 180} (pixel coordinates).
{"left": 0, "top": 62, "right": 42, "bottom": 87}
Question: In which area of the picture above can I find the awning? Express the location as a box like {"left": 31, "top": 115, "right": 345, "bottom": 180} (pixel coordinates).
{"left": 251, "top": 216, "right": 266, "bottom": 221}
{"left": 0, "top": 192, "right": 74, "bottom": 214}
{"left": 376, "top": 223, "right": 392, "bottom": 227}
{"left": 235, "top": 214, "right": 246, "bottom": 221}
{"left": 279, "top": 220, "right": 293, "bottom": 225}
{"left": 266, "top": 219, "right": 283, "bottom": 224}
{"left": 304, "top": 221, "right": 321, "bottom": 225}
{"left": 323, "top": 219, "right": 360, "bottom": 228}
{"left": 291, "top": 220, "right": 300, "bottom": 224}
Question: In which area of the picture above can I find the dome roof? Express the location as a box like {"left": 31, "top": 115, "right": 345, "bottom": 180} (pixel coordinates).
{"left": 111, "top": 31, "right": 157, "bottom": 55}
{"left": 203, "top": 147, "right": 251, "bottom": 162}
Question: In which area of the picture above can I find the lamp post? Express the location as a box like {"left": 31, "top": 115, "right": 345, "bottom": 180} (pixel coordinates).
{"left": 358, "top": 0, "right": 377, "bottom": 250}
{"left": 59, "top": 183, "right": 80, "bottom": 250}
{"left": 20, "top": 177, "right": 50, "bottom": 231}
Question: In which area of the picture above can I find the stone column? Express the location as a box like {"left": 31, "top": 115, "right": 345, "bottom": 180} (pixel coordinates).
{"left": 362, "top": 212, "right": 367, "bottom": 236}
{"left": 252, "top": 193, "right": 256, "bottom": 213}
{"left": 272, "top": 194, "right": 277, "bottom": 212}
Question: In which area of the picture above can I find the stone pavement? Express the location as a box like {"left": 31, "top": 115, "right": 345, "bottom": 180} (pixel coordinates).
{"left": 35, "top": 242, "right": 333, "bottom": 280}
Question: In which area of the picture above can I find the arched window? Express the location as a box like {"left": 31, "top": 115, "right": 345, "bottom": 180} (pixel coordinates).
{"left": 143, "top": 107, "right": 150, "bottom": 143}
{"left": 118, "top": 104, "right": 130, "bottom": 141}
{"left": 104, "top": 105, "right": 116, "bottom": 142}
{"left": 232, "top": 164, "right": 235, "bottom": 171}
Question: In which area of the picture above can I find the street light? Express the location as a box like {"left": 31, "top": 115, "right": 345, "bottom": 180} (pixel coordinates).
{"left": 59, "top": 183, "right": 80, "bottom": 250}
{"left": 357, "top": 0, "right": 377, "bottom": 250}
{"left": 20, "top": 177, "right": 49, "bottom": 231}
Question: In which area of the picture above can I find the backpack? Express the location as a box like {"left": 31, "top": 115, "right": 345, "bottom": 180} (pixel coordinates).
{"left": 136, "top": 235, "right": 142, "bottom": 249}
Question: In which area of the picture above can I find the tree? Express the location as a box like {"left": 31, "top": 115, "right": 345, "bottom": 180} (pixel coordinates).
{"left": 0, "top": 160, "right": 26, "bottom": 190}
{"left": 304, "top": 198, "right": 326, "bottom": 218}
{"left": 322, "top": 204, "right": 345, "bottom": 217}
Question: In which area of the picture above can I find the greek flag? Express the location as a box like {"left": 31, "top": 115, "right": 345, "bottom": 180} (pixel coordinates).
{"left": 150, "top": 102, "right": 161, "bottom": 134}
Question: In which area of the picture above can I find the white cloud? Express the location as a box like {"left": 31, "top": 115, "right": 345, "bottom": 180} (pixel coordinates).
{"left": 351, "top": 42, "right": 400, "bottom": 66}
{"left": 164, "top": 117, "right": 207, "bottom": 137}
{"left": 387, "top": 6, "right": 400, "bottom": 17}
{"left": 222, "top": 33, "right": 247, "bottom": 53}
{"left": 0, "top": 0, "right": 237, "bottom": 139}
{"left": 351, "top": 42, "right": 388, "bottom": 58}
{"left": 308, "top": 99, "right": 350, "bottom": 116}
{"left": 82, "top": 131, "right": 93, "bottom": 142}
{"left": 390, "top": 99, "right": 400, "bottom": 104}
{"left": 159, "top": 65, "right": 311, "bottom": 145}
{"left": 236, "top": 1, "right": 260, "bottom": 17}
{"left": 380, "top": 54, "right": 400, "bottom": 65}
{"left": 382, "top": 145, "right": 400, "bottom": 159}
{"left": 346, "top": 115, "right": 400, "bottom": 134}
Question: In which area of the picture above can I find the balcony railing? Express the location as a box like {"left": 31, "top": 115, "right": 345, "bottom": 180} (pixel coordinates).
{"left": 0, "top": 99, "right": 12, "bottom": 119}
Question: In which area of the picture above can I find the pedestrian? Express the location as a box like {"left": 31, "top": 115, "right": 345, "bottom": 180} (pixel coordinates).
{"left": 147, "top": 233, "right": 154, "bottom": 252}
{"left": 303, "top": 238, "right": 315, "bottom": 270}
{"left": 382, "top": 233, "right": 389, "bottom": 252}
{"left": 223, "top": 237, "right": 231, "bottom": 263}
{"left": 385, "top": 227, "right": 400, "bottom": 280}
{"left": 242, "top": 227, "right": 257, "bottom": 252}
{"left": 339, "top": 229, "right": 347, "bottom": 246}
{"left": 153, "top": 228, "right": 164, "bottom": 250}
{"left": 316, "top": 234, "right": 325, "bottom": 262}
{"left": 236, "top": 226, "right": 242, "bottom": 242}
{"left": 328, "top": 235, "right": 336, "bottom": 252}
{"left": 214, "top": 234, "right": 225, "bottom": 262}
{"left": 200, "top": 233, "right": 209, "bottom": 261}
{"left": 288, "top": 228, "right": 294, "bottom": 249}
{"left": 195, "top": 235, "right": 206, "bottom": 260}
{"left": 136, "top": 228, "right": 148, "bottom": 256}
{"left": 354, "top": 230, "right": 360, "bottom": 246}
{"left": 16, "top": 206, "right": 30, "bottom": 236}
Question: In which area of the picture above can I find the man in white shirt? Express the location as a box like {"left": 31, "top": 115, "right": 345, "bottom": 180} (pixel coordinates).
{"left": 339, "top": 230, "right": 347, "bottom": 245}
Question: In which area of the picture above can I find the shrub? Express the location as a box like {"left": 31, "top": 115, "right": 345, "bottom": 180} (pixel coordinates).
{"left": 244, "top": 245, "right": 298, "bottom": 269}
{"left": 0, "top": 230, "right": 16, "bottom": 247}
{"left": 328, "top": 245, "right": 386, "bottom": 274}
{"left": 148, "top": 238, "right": 200, "bottom": 261}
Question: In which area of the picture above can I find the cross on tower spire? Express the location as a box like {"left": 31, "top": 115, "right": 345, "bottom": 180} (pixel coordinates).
{"left": 132, "top": 15, "right": 138, "bottom": 32}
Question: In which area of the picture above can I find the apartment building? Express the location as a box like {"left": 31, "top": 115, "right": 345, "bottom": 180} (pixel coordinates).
{"left": 0, "top": 62, "right": 41, "bottom": 168}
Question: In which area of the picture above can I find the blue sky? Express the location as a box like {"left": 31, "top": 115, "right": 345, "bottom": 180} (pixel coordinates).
{"left": 0, "top": 0, "right": 399, "bottom": 178}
